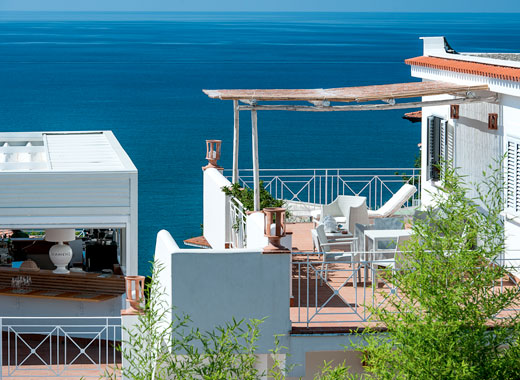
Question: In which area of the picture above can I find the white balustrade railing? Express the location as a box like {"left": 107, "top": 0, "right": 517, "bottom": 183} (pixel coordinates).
{"left": 291, "top": 253, "right": 520, "bottom": 327}
{"left": 228, "top": 197, "right": 247, "bottom": 248}
{"left": 0, "top": 317, "right": 121, "bottom": 379}
{"left": 224, "top": 168, "right": 421, "bottom": 211}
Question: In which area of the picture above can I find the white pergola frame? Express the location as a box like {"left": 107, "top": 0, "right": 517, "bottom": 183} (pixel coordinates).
{"left": 205, "top": 82, "right": 496, "bottom": 211}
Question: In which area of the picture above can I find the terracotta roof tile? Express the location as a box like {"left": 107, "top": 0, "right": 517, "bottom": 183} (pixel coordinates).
{"left": 403, "top": 110, "right": 422, "bottom": 123}
{"left": 405, "top": 56, "right": 520, "bottom": 82}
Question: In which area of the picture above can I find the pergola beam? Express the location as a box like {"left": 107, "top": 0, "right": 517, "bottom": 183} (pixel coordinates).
{"left": 232, "top": 100, "right": 240, "bottom": 184}
{"left": 251, "top": 109, "right": 260, "bottom": 211}
{"left": 236, "top": 95, "right": 497, "bottom": 112}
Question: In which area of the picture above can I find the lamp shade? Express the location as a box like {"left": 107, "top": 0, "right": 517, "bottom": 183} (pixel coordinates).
{"left": 45, "top": 228, "right": 76, "bottom": 242}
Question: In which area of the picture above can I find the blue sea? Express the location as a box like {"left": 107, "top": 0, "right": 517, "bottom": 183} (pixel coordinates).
{"left": 0, "top": 12, "right": 519, "bottom": 274}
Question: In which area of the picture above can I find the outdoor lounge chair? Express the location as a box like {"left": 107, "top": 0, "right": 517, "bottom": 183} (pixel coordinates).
{"left": 367, "top": 184, "right": 417, "bottom": 219}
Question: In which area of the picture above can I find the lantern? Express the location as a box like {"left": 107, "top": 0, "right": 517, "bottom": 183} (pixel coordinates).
{"left": 263, "top": 207, "right": 290, "bottom": 253}
{"left": 203, "top": 139, "right": 222, "bottom": 170}
{"left": 488, "top": 113, "right": 498, "bottom": 130}
{"left": 122, "top": 275, "right": 145, "bottom": 315}
{"left": 450, "top": 104, "right": 459, "bottom": 119}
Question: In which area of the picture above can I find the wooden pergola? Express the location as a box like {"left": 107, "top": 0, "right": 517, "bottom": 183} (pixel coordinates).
{"left": 203, "top": 81, "right": 494, "bottom": 211}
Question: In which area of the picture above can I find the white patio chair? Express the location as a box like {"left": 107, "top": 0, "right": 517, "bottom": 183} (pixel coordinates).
{"left": 314, "top": 224, "right": 358, "bottom": 285}
{"left": 370, "top": 234, "right": 412, "bottom": 286}
{"left": 367, "top": 184, "right": 417, "bottom": 219}
{"left": 312, "top": 196, "right": 369, "bottom": 236}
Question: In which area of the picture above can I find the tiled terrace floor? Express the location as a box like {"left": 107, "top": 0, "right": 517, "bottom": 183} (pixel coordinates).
{"left": 289, "top": 254, "right": 520, "bottom": 331}
{"left": 287, "top": 222, "right": 393, "bottom": 330}
{"left": 290, "top": 256, "right": 390, "bottom": 331}
{"left": 286, "top": 223, "right": 520, "bottom": 331}
{"left": 286, "top": 222, "right": 314, "bottom": 252}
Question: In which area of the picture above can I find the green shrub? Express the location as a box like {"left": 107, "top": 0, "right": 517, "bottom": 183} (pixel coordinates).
{"left": 221, "top": 181, "right": 284, "bottom": 212}
{"left": 355, "top": 163, "right": 520, "bottom": 379}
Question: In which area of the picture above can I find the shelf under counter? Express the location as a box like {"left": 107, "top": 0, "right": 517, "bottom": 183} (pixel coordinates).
{"left": 0, "top": 267, "right": 126, "bottom": 302}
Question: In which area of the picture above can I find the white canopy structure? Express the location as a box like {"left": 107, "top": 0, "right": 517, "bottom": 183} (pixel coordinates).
{"left": 204, "top": 81, "right": 493, "bottom": 211}
{"left": 0, "top": 131, "right": 138, "bottom": 275}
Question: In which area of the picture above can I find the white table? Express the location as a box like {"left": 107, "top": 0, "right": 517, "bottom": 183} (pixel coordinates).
{"left": 363, "top": 229, "right": 413, "bottom": 278}
{"left": 364, "top": 229, "right": 412, "bottom": 257}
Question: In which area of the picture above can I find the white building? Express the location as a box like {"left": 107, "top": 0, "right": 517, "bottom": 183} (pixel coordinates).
{"left": 407, "top": 36, "right": 520, "bottom": 262}
{"left": 0, "top": 131, "right": 138, "bottom": 318}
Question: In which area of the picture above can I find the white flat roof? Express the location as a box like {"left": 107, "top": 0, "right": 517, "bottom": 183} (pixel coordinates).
{"left": 0, "top": 131, "right": 137, "bottom": 172}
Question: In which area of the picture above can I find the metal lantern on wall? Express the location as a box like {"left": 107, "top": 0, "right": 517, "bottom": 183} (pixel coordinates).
{"left": 203, "top": 139, "right": 223, "bottom": 170}
{"left": 263, "top": 207, "right": 290, "bottom": 253}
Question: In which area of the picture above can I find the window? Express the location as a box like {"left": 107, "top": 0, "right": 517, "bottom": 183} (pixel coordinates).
{"left": 427, "top": 115, "right": 454, "bottom": 181}
{"left": 506, "top": 139, "right": 520, "bottom": 214}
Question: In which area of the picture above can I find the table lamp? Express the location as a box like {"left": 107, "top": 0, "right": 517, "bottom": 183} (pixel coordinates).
{"left": 45, "top": 229, "right": 76, "bottom": 274}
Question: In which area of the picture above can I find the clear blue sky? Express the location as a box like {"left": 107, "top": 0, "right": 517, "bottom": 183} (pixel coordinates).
{"left": 1, "top": 0, "right": 519, "bottom": 13}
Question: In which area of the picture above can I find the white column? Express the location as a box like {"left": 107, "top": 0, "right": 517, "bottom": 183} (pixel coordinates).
{"left": 251, "top": 109, "right": 260, "bottom": 211}
{"left": 232, "top": 100, "right": 240, "bottom": 184}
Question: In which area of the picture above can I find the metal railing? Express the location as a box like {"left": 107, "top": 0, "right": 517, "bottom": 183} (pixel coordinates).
{"left": 224, "top": 168, "right": 421, "bottom": 210}
{"left": 291, "top": 253, "right": 520, "bottom": 327}
{"left": 228, "top": 197, "right": 247, "bottom": 248}
{"left": 1, "top": 317, "right": 121, "bottom": 379}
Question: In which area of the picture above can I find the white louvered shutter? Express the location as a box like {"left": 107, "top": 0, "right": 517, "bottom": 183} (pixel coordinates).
{"left": 506, "top": 140, "right": 520, "bottom": 214}
{"left": 427, "top": 116, "right": 435, "bottom": 181}
{"left": 446, "top": 123, "right": 455, "bottom": 165}
{"left": 440, "top": 120, "right": 446, "bottom": 160}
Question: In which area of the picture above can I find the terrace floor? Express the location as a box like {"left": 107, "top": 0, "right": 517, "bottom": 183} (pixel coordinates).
{"left": 286, "top": 222, "right": 314, "bottom": 252}
{"left": 286, "top": 222, "right": 520, "bottom": 332}
{"left": 289, "top": 254, "right": 520, "bottom": 332}
{"left": 287, "top": 223, "right": 390, "bottom": 331}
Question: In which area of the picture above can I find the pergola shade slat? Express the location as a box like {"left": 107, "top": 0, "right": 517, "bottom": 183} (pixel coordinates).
{"left": 203, "top": 81, "right": 489, "bottom": 103}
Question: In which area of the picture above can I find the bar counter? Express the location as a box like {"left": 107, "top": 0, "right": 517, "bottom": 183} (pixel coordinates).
{"left": 0, "top": 267, "right": 126, "bottom": 303}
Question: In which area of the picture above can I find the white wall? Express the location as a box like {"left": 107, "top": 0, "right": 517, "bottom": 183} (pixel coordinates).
{"left": 419, "top": 95, "right": 451, "bottom": 207}
{"left": 203, "top": 168, "right": 231, "bottom": 249}
{"left": 412, "top": 61, "right": 520, "bottom": 265}
{"left": 153, "top": 229, "right": 291, "bottom": 351}
{"left": 502, "top": 95, "right": 520, "bottom": 264}
{"left": 419, "top": 94, "right": 501, "bottom": 204}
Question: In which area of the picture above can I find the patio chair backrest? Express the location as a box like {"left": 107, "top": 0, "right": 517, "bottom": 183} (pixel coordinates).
{"left": 347, "top": 201, "right": 369, "bottom": 235}
{"left": 311, "top": 228, "right": 320, "bottom": 252}
{"left": 322, "top": 195, "right": 367, "bottom": 220}
{"left": 315, "top": 224, "right": 332, "bottom": 253}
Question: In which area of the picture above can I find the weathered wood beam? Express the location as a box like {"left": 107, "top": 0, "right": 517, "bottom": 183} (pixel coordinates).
{"left": 232, "top": 100, "right": 240, "bottom": 184}
{"left": 237, "top": 95, "right": 498, "bottom": 112}
{"left": 251, "top": 109, "right": 260, "bottom": 211}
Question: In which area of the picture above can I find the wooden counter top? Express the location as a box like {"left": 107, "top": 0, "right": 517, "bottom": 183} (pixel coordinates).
{"left": 0, "top": 267, "right": 126, "bottom": 301}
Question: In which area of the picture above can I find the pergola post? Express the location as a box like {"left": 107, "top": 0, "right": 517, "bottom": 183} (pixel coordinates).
{"left": 232, "top": 100, "right": 240, "bottom": 184}
{"left": 251, "top": 109, "right": 260, "bottom": 211}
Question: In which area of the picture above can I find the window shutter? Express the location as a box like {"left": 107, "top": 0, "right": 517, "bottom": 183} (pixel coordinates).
{"left": 427, "top": 116, "right": 435, "bottom": 181}
{"left": 446, "top": 123, "right": 455, "bottom": 164}
{"left": 440, "top": 119, "right": 446, "bottom": 160}
{"left": 427, "top": 116, "right": 445, "bottom": 182}
{"left": 506, "top": 140, "right": 520, "bottom": 213}
{"left": 432, "top": 117, "right": 441, "bottom": 181}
